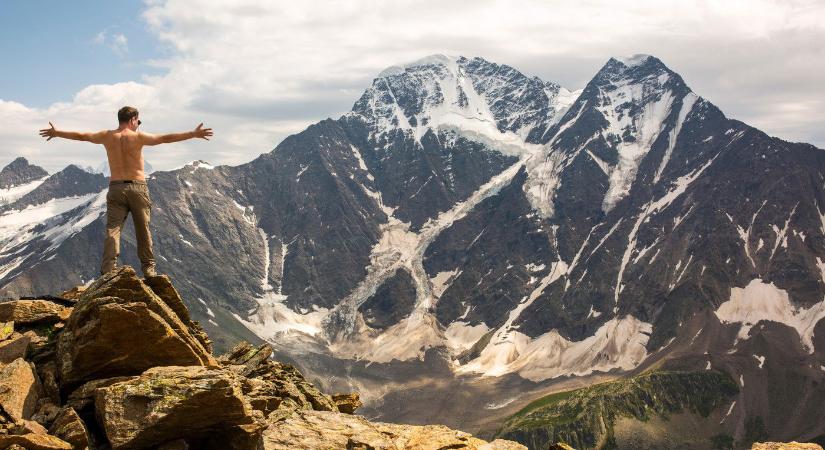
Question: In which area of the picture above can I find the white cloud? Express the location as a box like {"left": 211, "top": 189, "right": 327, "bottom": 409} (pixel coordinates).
{"left": 92, "top": 30, "right": 130, "bottom": 57}
{"left": 2, "top": 0, "right": 824, "bottom": 173}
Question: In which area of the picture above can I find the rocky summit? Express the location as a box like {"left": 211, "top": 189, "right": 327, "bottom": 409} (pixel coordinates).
{"left": 0, "top": 265, "right": 524, "bottom": 449}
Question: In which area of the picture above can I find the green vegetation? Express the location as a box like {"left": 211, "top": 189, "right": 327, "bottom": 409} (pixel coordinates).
{"left": 495, "top": 371, "right": 739, "bottom": 450}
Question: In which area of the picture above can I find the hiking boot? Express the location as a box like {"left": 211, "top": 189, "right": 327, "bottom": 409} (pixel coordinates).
{"left": 143, "top": 267, "right": 158, "bottom": 278}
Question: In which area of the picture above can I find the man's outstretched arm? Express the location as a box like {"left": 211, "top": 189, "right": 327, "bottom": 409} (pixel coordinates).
{"left": 140, "top": 123, "right": 213, "bottom": 146}
{"left": 39, "top": 122, "right": 105, "bottom": 143}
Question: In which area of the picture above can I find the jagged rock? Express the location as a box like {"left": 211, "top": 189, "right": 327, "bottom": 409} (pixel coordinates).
{"left": 58, "top": 287, "right": 85, "bottom": 302}
{"left": 65, "top": 376, "right": 137, "bottom": 414}
{"left": 752, "top": 444, "right": 823, "bottom": 450}
{"left": 31, "top": 402, "right": 61, "bottom": 428}
{"left": 22, "top": 329, "right": 55, "bottom": 367}
{"left": 143, "top": 275, "right": 213, "bottom": 354}
{"left": 0, "top": 433, "right": 72, "bottom": 450}
{"left": 35, "top": 362, "right": 60, "bottom": 404}
{"left": 262, "top": 410, "right": 526, "bottom": 449}
{"left": 49, "top": 407, "right": 91, "bottom": 450}
{"left": 74, "top": 267, "right": 214, "bottom": 364}
{"left": 0, "top": 322, "right": 13, "bottom": 341}
{"left": 94, "top": 366, "right": 256, "bottom": 450}
{"left": 331, "top": 393, "right": 361, "bottom": 414}
{"left": 0, "top": 334, "right": 30, "bottom": 365}
{"left": 0, "top": 358, "right": 43, "bottom": 421}
{"left": 220, "top": 342, "right": 272, "bottom": 376}
{"left": 57, "top": 268, "right": 219, "bottom": 393}
{"left": 221, "top": 342, "right": 336, "bottom": 416}
{"left": 245, "top": 359, "right": 336, "bottom": 413}
{"left": 0, "top": 301, "right": 70, "bottom": 326}
{"left": 57, "top": 295, "right": 211, "bottom": 393}
{"left": 13, "top": 418, "right": 49, "bottom": 435}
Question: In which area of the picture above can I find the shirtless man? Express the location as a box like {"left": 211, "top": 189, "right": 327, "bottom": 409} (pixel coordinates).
{"left": 39, "top": 106, "right": 213, "bottom": 277}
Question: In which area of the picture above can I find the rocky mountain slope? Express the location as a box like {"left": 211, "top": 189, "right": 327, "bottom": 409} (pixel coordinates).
{"left": 0, "top": 265, "right": 523, "bottom": 449}
{"left": 2, "top": 54, "right": 825, "bottom": 446}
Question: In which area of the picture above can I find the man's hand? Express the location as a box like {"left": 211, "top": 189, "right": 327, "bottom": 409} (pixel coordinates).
{"left": 39, "top": 122, "right": 58, "bottom": 141}
{"left": 193, "top": 123, "right": 213, "bottom": 140}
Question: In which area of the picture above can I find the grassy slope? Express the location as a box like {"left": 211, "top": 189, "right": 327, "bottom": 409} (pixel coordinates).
{"left": 494, "top": 371, "right": 739, "bottom": 450}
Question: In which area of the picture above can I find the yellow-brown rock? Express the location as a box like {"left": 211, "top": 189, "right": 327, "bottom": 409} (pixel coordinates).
{"left": 752, "top": 443, "right": 823, "bottom": 450}
{"left": 0, "top": 300, "right": 70, "bottom": 325}
{"left": 94, "top": 366, "right": 256, "bottom": 450}
{"left": 0, "top": 358, "right": 43, "bottom": 421}
{"left": 0, "top": 433, "right": 72, "bottom": 450}
{"left": 262, "top": 409, "right": 527, "bottom": 450}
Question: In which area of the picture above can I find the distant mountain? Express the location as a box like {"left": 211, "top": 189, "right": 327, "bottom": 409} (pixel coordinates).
{"left": 2, "top": 54, "right": 825, "bottom": 446}
{"left": 0, "top": 157, "right": 48, "bottom": 189}
{"left": 0, "top": 158, "right": 50, "bottom": 207}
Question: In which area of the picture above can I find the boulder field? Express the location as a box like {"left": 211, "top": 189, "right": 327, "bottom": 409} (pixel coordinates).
{"left": 0, "top": 266, "right": 524, "bottom": 450}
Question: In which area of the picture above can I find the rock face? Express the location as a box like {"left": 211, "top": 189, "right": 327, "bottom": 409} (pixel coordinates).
{"left": 0, "top": 300, "right": 71, "bottom": 325}
{"left": 0, "top": 267, "right": 522, "bottom": 449}
{"left": 0, "top": 358, "right": 43, "bottom": 421}
{"left": 48, "top": 407, "right": 91, "bottom": 450}
{"left": 57, "top": 267, "right": 217, "bottom": 392}
{"left": 95, "top": 366, "right": 254, "bottom": 449}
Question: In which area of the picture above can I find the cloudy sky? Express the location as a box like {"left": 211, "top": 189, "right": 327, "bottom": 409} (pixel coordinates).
{"left": 1, "top": 0, "right": 823, "bottom": 173}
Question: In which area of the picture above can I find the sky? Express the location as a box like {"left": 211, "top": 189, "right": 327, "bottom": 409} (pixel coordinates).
{"left": 1, "top": 0, "right": 823, "bottom": 174}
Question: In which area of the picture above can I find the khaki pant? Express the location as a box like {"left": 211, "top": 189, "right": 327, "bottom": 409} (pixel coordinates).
{"left": 100, "top": 181, "right": 156, "bottom": 276}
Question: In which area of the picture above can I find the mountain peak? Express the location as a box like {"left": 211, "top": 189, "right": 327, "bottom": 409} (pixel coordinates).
{"left": 377, "top": 53, "right": 459, "bottom": 77}
{"left": 614, "top": 54, "right": 654, "bottom": 67}
{"left": 597, "top": 54, "right": 678, "bottom": 84}
{"left": 354, "top": 55, "right": 577, "bottom": 147}
{"left": 0, "top": 157, "right": 48, "bottom": 190}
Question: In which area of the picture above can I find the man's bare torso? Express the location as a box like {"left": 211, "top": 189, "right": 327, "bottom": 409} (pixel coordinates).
{"left": 102, "top": 129, "right": 146, "bottom": 181}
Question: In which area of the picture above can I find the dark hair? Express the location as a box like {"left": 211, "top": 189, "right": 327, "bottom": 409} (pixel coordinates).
{"left": 118, "top": 106, "right": 139, "bottom": 124}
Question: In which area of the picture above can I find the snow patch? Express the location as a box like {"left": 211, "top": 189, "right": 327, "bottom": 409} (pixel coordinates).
{"left": 444, "top": 321, "right": 489, "bottom": 354}
{"left": 458, "top": 314, "right": 652, "bottom": 382}
{"left": 715, "top": 279, "right": 825, "bottom": 351}
{"left": 0, "top": 176, "right": 48, "bottom": 205}
{"left": 754, "top": 355, "right": 766, "bottom": 369}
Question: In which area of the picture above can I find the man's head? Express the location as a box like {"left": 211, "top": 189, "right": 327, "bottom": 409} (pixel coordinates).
{"left": 117, "top": 106, "right": 141, "bottom": 130}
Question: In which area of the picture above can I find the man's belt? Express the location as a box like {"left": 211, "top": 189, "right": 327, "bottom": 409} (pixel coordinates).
{"left": 109, "top": 180, "right": 147, "bottom": 185}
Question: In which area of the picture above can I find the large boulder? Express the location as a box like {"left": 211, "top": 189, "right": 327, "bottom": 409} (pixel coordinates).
{"left": 49, "top": 407, "right": 91, "bottom": 450}
{"left": 57, "top": 267, "right": 217, "bottom": 392}
{"left": 77, "top": 267, "right": 213, "bottom": 362}
{"left": 0, "top": 300, "right": 70, "bottom": 325}
{"left": 94, "top": 366, "right": 257, "bottom": 450}
{"left": 262, "top": 410, "right": 527, "bottom": 450}
{"left": 331, "top": 393, "right": 362, "bottom": 414}
{"left": 0, "top": 333, "right": 31, "bottom": 365}
{"left": 0, "top": 358, "right": 43, "bottom": 421}
{"left": 0, "top": 434, "right": 72, "bottom": 450}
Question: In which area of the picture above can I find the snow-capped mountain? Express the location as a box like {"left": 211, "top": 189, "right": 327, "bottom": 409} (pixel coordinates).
{"left": 0, "top": 157, "right": 49, "bottom": 205}
{"left": 2, "top": 54, "right": 825, "bottom": 442}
